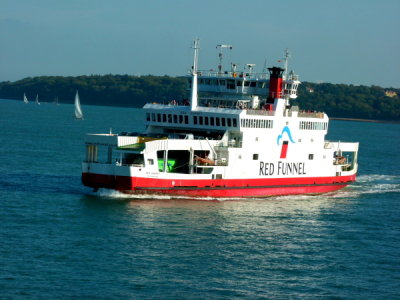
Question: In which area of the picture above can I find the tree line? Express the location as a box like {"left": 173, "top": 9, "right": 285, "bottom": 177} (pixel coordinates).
{"left": 295, "top": 82, "right": 400, "bottom": 121}
{"left": 0, "top": 75, "right": 187, "bottom": 108}
{"left": 0, "top": 75, "right": 399, "bottom": 121}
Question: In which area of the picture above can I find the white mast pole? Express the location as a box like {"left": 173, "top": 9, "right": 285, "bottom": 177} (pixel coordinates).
{"left": 190, "top": 38, "right": 200, "bottom": 111}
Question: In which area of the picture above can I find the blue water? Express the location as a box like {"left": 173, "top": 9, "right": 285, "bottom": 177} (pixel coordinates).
{"left": 1, "top": 99, "right": 399, "bottom": 299}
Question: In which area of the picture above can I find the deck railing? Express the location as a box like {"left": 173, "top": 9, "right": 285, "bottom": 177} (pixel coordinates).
{"left": 246, "top": 109, "right": 275, "bottom": 116}
{"left": 298, "top": 111, "right": 325, "bottom": 118}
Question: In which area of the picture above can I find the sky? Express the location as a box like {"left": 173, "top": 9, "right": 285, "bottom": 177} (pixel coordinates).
{"left": 1, "top": 0, "right": 400, "bottom": 88}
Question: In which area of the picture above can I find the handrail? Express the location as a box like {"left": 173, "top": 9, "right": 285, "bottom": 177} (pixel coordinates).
{"left": 246, "top": 110, "right": 275, "bottom": 116}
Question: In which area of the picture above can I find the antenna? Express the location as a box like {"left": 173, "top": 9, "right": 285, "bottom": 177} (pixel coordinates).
{"left": 216, "top": 44, "right": 233, "bottom": 74}
{"left": 262, "top": 58, "right": 268, "bottom": 74}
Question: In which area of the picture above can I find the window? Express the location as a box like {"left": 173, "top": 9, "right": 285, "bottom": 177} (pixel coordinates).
{"left": 233, "top": 119, "right": 237, "bottom": 127}
{"left": 152, "top": 113, "right": 156, "bottom": 122}
{"left": 179, "top": 115, "right": 183, "bottom": 123}
{"left": 216, "top": 118, "right": 220, "bottom": 126}
{"left": 222, "top": 118, "right": 226, "bottom": 127}
{"left": 210, "top": 117, "right": 215, "bottom": 126}
{"left": 157, "top": 113, "right": 161, "bottom": 122}
{"left": 168, "top": 114, "right": 172, "bottom": 123}
{"left": 148, "top": 159, "right": 154, "bottom": 165}
{"left": 146, "top": 113, "right": 150, "bottom": 121}
{"left": 173, "top": 115, "right": 177, "bottom": 123}
{"left": 162, "top": 114, "right": 166, "bottom": 122}
{"left": 157, "top": 151, "right": 165, "bottom": 171}
{"left": 184, "top": 116, "right": 189, "bottom": 124}
{"left": 205, "top": 117, "right": 209, "bottom": 126}
{"left": 199, "top": 116, "right": 203, "bottom": 125}
{"left": 253, "top": 154, "right": 259, "bottom": 160}
{"left": 227, "top": 79, "right": 235, "bottom": 89}
{"left": 193, "top": 116, "right": 198, "bottom": 125}
{"left": 227, "top": 118, "right": 231, "bottom": 127}
{"left": 123, "top": 153, "right": 144, "bottom": 165}
{"left": 309, "top": 154, "right": 314, "bottom": 160}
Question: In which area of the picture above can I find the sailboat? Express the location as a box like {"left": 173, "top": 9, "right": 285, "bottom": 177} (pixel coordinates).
{"left": 74, "top": 91, "right": 84, "bottom": 119}
{"left": 35, "top": 94, "right": 40, "bottom": 105}
{"left": 23, "top": 93, "right": 28, "bottom": 104}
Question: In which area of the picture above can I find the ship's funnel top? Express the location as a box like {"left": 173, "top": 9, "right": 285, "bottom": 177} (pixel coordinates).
{"left": 268, "top": 67, "right": 285, "bottom": 79}
{"left": 268, "top": 66, "right": 284, "bottom": 100}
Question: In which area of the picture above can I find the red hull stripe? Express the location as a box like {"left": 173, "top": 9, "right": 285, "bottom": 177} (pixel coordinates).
{"left": 82, "top": 172, "right": 356, "bottom": 197}
{"left": 136, "top": 181, "right": 349, "bottom": 190}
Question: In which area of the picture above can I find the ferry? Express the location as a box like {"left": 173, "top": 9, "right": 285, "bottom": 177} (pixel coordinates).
{"left": 82, "top": 39, "right": 359, "bottom": 198}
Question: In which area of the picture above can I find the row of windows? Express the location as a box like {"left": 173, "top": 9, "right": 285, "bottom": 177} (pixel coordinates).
{"left": 193, "top": 115, "right": 237, "bottom": 127}
{"left": 146, "top": 112, "right": 238, "bottom": 128}
{"left": 193, "top": 78, "right": 267, "bottom": 89}
{"left": 241, "top": 118, "right": 273, "bottom": 129}
{"left": 147, "top": 112, "right": 190, "bottom": 124}
{"left": 299, "top": 121, "right": 328, "bottom": 130}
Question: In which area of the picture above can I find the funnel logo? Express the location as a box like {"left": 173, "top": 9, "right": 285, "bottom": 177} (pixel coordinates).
{"left": 277, "top": 126, "right": 295, "bottom": 159}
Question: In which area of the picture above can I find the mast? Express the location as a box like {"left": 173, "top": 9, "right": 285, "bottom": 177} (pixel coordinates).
{"left": 283, "top": 48, "right": 290, "bottom": 79}
{"left": 190, "top": 38, "right": 200, "bottom": 111}
{"left": 216, "top": 44, "right": 232, "bottom": 74}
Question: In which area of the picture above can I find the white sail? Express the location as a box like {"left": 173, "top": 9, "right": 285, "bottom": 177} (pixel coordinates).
{"left": 23, "top": 93, "right": 28, "bottom": 104}
{"left": 74, "top": 91, "right": 84, "bottom": 119}
{"left": 36, "top": 94, "right": 40, "bottom": 105}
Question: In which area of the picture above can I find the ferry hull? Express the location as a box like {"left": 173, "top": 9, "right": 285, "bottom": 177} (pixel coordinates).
{"left": 82, "top": 172, "right": 356, "bottom": 198}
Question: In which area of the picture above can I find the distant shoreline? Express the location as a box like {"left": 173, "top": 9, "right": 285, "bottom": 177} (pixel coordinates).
{"left": 330, "top": 117, "right": 400, "bottom": 124}
{"left": 1, "top": 98, "right": 399, "bottom": 124}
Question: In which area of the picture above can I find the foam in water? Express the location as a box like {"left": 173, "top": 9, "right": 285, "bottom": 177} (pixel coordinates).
{"left": 341, "top": 174, "right": 400, "bottom": 197}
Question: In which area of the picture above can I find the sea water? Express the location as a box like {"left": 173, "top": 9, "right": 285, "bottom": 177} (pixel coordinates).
{"left": 1, "top": 99, "right": 399, "bottom": 299}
